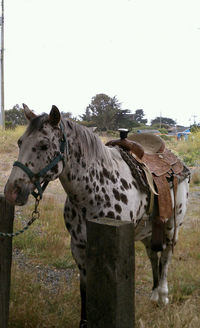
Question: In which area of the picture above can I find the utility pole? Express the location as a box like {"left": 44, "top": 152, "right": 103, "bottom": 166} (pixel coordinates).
{"left": 159, "top": 112, "right": 162, "bottom": 129}
{"left": 0, "top": 0, "right": 4, "bottom": 129}
{"left": 191, "top": 115, "right": 197, "bottom": 125}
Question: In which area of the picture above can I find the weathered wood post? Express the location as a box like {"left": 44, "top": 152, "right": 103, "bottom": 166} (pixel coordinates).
{"left": 0, "top": 195, "right": 14, "bottom": 328}
{"left": 86, "top": 218, "right": 135, "bottom": 328}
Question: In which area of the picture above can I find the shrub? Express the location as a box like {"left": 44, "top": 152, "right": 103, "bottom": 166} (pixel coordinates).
{"left": 160, "top": 134, "right": 173, "bottom": 141}
{"left": 5, "top": 121, "right": 13, "bottom": 129}
{"left": 169, "top": 132, "right": 200, "bottom": 167}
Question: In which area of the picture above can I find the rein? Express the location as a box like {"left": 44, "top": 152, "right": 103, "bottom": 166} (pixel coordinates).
{"left": 0, "top": 121, "right": 68, "bottom": 238}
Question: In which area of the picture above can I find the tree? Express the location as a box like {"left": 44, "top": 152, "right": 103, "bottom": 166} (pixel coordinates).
{"left": 61, "top": 111, "right": 73, "bottom": 119}
{"left": 133, "top": 109, "right": 147, "bottom": 125}
{"left": 82, "top": 94, "right": 121, "bottom": 130}
{"left": 80, "top": 94, "right": 148, "bottom": 131}
{"left": 151, "top": 116, "right": 176, "bottom": 127}
{"left": 61, "top": 111, "right": 78, "bottom": 121}
{"left": 115, "top": 109, "right": 140, "bottom": 130}
{"left": 80, "top": 107, "right": 93, "bottom": 122}
{"left": 5, "top": 104, "right": 27, "bottom": 127}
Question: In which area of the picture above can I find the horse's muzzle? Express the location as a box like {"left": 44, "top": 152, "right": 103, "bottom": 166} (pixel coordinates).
{"left": 4, "top": 181, "right": 31, "bottom": 206}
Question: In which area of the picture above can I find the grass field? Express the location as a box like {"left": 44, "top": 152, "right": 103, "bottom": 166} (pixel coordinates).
{"left": 0, "top": 126, "right": 200, "bottom": 328}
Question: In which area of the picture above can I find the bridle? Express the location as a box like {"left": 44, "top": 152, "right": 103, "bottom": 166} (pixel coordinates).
{"left": 13, "top": 121, "right": 68, "bottom": 200}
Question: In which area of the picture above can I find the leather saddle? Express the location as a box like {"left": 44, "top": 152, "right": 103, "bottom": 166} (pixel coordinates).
{"left": 106, "top": 130, "right": 185, "bottom": 252}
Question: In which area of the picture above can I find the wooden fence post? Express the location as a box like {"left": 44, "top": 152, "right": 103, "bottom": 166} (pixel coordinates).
{"left": 86, "top": 218, "right": 135, "bottom": 328}
{"left": 0, "top": 195, "right": 14, "bottom": 328}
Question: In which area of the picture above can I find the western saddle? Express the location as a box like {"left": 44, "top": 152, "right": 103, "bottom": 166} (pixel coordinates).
{"left": 106, "top": 129, "right": 189, "bottom": 251}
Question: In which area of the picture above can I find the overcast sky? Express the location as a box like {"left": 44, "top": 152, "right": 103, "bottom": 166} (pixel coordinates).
{"left": 3, "top": 0, "right": 200, "bottom": 126}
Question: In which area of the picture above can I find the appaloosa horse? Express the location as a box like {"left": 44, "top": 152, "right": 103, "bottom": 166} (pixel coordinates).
{"left": 4, "top": 105, "right": 190, "bottom": 328}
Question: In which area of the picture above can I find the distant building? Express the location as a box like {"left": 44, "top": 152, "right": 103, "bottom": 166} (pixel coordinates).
{"left": 137, "top": 129, "right": 161, "bottom": 135}
{"left": 177, "top": 128, "right": 191, "bottom": 140}
{"left": 168, "top": 125, "right": 189, "bottom": 137}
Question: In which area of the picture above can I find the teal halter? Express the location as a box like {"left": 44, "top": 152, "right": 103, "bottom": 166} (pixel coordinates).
{"left": 13, "top": 122, "right": 68, "bottom": 200}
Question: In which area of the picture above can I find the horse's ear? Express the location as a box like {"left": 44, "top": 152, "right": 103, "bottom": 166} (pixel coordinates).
{"left": 49, "top": 105, "right": 61, "bottom": 126}
{"left": 23, "top": 103, "right": 37, "bottom": 121}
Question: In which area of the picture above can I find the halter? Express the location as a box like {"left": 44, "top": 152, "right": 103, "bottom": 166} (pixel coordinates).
{"left": 13, "top": 121, "right": 68, "bottom": 200}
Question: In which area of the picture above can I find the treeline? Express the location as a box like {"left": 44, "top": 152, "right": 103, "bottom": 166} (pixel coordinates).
{"left": 5, "top": 93, "right": 189, "bottom": 131}
{"left": 80, "top": 94, "right": 148, "bottom": 130}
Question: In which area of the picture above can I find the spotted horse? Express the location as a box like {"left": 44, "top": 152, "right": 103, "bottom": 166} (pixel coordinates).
{"left": 4, "top": 104, "right": 190, "bottom": 328}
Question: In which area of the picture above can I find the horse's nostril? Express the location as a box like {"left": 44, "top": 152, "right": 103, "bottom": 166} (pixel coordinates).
{"left": 14, "top": 183, "right": 22, "bottom": 195}
{"left": 16, "top": 186, "right": 22, "bottom": 194}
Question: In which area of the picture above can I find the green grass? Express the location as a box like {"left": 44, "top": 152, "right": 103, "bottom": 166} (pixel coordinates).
{"left": 167, "top": 131, "right": 200, "bottom": 167}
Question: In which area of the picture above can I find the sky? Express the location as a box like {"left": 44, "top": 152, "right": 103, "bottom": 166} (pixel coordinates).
{"left": 2, "top": 0, "right": 200, "bottom": 126}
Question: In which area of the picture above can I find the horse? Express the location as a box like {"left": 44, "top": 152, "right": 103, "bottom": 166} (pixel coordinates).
{"left": 4, "top": 104, "right": 190, "bottom": 328}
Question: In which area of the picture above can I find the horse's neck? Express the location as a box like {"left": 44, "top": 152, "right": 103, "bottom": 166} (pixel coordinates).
{"left": 59, "top": 122, "right": 114, "bottom": 194}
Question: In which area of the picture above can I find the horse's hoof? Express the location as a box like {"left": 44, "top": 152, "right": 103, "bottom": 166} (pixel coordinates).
{"left": 80, "top": 319, "right": 88, "bottom": 328}
{"left": 159, "top": 296, "right": 169, "bottom": 305}
{"left": 150, "top": 288, "right": 159, "bottom": 303}
{"left": 158, "top": 287, "right": 169, "bottom": 305}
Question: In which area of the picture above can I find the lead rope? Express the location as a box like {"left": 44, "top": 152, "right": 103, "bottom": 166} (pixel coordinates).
{"left": 0, "top": 196, "right": 41, "bottom": 238}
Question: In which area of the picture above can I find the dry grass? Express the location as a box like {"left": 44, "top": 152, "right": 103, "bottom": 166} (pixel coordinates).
{"left": 13, "top": 196, "right": 74, "bottom": 267}
{"left": 0, "top": 127, "right": 200, "bottom": 327}
{"left": 9, "top": 264, "right": 80, "bottom": 328}
{"left": 135, "top": 196, "right": 200, "bottom": 327}
{"left": 0, "top": 126, "right": 25, "bottom": 153}
{"left": 9, "top": 195, "right": 81, "bottom": 328}
{"left": 190, "top": 168, "right": 200, "bottom": 186}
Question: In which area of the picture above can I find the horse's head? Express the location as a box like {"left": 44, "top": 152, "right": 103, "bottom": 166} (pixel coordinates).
{"left": 4, "top": 104, "right": 66, "bottom": 205}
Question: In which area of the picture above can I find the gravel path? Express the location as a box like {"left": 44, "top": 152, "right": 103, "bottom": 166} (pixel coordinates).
{"left": 12, "top": 248, "right": 77, "bottom": 293}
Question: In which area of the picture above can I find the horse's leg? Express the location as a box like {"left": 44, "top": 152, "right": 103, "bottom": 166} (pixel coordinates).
{"left": 157, "top": 178, "right": 190, "bottom": 304}
{"left": 64, "top": 199, "right": 88, "bottom": 327}
{"left": 142, "top": 179, "right": 189, "bottom": 304}
{"left": 142, "top": 236, "right": 172, "bottom": 304}
{"left": 152, "top": 210, "right": 183, "bottom": 305}
{"left": 142, "top": 237, "right": 160, "bottom": 302}
{"left": 70, "top": 240, "right": 87, "bottom": 327}
{"left": 156, "top": 245, "right": 172, "bottom": 304}
{"left": 80, "top": 269, "right": 87, "bottom": 328}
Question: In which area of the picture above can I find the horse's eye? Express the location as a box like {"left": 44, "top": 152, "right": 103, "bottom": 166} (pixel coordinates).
{"left": 40, "top": 144, "right": 48, "bottom": 151}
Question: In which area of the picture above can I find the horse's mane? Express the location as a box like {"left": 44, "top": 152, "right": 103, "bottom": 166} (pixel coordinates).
{"left": 63, "top": 118, "right": 114, "bottom": 166}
